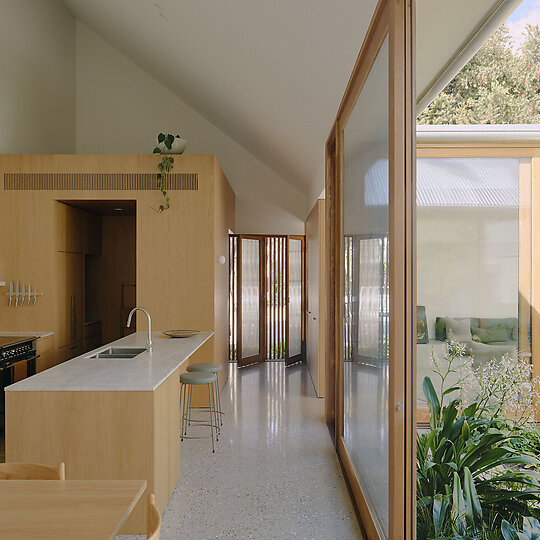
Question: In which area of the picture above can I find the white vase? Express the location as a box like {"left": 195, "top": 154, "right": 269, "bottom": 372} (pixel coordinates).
{"left": 157, "top": 136, "right": 187, "bottom": 154}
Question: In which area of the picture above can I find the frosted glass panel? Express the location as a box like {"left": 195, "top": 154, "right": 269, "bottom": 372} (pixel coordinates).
{"left": 416, "top": 157, "right": 532, "bottom": 405}
{"left": 343, "top": 35, "right": 389, "bottom": 536}
{"left": 241, "top": 238, "right": 260, "bottom": 358}
{"left": 288, "top": 239, "right": 302, "bottom": 357}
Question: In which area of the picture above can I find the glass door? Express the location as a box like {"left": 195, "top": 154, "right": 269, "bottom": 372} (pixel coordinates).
{"left": 326, "top": 1, "right": 415, "bottom": 538}
{"left": 237, "top": 235, "right": 264, "bottom": 367}
{"left": 231, "top": 235, "right": 306, "bottom": 366}
{"left": 286, "top": 236, "right": 305, "bottom": 365}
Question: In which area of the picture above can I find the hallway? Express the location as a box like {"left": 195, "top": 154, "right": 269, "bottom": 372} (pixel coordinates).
{"left": 124, "top": 362, "right": 363, "bottom": 539}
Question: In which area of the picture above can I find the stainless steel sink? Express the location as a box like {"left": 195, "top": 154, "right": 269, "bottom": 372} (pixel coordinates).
{"left": 87, "top": 347, "right": 148, "bottom": 359}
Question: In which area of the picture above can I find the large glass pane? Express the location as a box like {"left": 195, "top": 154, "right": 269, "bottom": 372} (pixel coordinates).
{"left": 288, "top": 238, "right": 302, "bottom": 357}
{"left": 241, "top": 238, "right": 260, "bottom": 358}
{"left": 416, "top": 157, "right": 532, "bottom": 405}
{"left": 343, "top": 35, "right": 389, "bottom": 536}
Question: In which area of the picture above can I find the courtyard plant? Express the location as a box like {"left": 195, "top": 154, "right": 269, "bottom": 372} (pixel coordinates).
{"left": 417, "top": 341, "right": 540, "bottom": 539}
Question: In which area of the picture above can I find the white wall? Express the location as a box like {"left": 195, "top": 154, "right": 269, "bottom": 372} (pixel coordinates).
{"left": 0, "top": 0, "right": 76, "bottom": 153}
{"left": 235, "top": 198, "right": 303, "bottom": 235}
{"left": 75, "top": 22, "right": 306, "bottom": 234}
{"left": 417, "top": 206, "right": 519, "bottom": 339}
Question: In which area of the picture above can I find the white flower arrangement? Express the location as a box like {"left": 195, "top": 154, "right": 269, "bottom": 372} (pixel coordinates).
{"left": 430, "top": 341, "right": 540, "bottom": 428}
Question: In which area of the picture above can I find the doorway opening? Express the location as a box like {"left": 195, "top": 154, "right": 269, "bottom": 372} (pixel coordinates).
{"left": 59, "top": 200, "right": 136, "bottom": 355}
{"left": 229, "top": 234, "right": 306, "bottom": 367}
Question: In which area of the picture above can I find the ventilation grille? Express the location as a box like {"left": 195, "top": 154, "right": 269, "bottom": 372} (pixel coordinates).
{"left": 3, "top": 173, "right": 198, "bottom": 191}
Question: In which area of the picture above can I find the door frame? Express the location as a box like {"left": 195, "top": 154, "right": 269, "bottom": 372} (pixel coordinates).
{"left": 325, "top": 0, "right": 416, "bottom": 538}
{"left": 285, "top": 235, "right": 306, "bottom": 365}
{"left": 231, "top": 234, "right": 307, "bottom": 365}
{"left": 236, "top": 234, "right": 265, "bottom": 367}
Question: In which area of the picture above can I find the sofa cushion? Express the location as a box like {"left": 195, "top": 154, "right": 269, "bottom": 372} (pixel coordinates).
{"left": 435, "top": 316, "right": 479, "bottom": 341}
{"left": 435, "top": 316, "right": 517, "bottom": 342}
{"left": 471, "top": 325, "right": 511, "bottom": 344}
{"left": 446, "top": 318, "right": 472, "bottom": 343}
{"left": 479, "top": 317, "right": 517, "bottom": 330}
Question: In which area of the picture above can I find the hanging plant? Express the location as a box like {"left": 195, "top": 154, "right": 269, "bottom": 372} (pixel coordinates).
{"left": 152, "top": 132, "right": 186, "bottom": 212}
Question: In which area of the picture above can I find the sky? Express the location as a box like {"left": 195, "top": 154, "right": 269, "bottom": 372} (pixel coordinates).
{"left": 507, "top": 0, "right": 540, "bottom": 48}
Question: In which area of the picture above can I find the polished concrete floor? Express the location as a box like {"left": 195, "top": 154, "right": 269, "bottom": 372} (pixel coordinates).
{"left": 120, "top": 362, "right": 363, "bottom": 540}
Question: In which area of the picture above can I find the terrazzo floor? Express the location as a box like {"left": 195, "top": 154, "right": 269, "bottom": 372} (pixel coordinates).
{"left": 119, "top": 361, "right": 364, "bottom": 540}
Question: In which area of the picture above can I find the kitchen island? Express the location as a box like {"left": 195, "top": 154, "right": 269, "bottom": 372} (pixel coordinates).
{"left": 5, "top": 331, "right": 213, "bottom": 534}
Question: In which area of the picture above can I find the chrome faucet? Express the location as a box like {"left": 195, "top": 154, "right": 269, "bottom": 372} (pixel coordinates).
{"left": 127, "top": 307, "right": 152, "bottom": 349}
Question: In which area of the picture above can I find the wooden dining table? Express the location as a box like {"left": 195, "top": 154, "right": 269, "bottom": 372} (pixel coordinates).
{"left": 0, "top": 479, "right": 146, "bottom": 539}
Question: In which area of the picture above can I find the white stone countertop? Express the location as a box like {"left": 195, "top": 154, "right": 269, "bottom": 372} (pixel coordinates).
{"left": 0, "top": 331, "right": 54, "bottom": 338}
{"left": 6, "top": 331, "right": 213, "bottom": 392}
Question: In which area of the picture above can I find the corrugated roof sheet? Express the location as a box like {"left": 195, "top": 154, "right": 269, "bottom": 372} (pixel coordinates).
{"left": 364, "top": 157, "right": 522, "bottom": 207}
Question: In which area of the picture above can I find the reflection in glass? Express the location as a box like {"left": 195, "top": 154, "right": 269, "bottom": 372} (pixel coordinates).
{"left": 288, "top": 239, "right": 302, "bottom": 357}
{"left": 241, "top": 238, "right": 260, "bottom": 358}
{"left": 416, "top": 157, "right": 532, "bottom": 405}
{"left": 343, "top": 36, "right": 389, "bottom": 536}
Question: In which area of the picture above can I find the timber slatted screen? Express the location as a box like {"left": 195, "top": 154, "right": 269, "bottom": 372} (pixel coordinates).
{"left": 265, "top": 236, "right": 286, "bottom": 360}
{"left": 3, "top": 173, "right": 198, "bottom": 191}
{"left": 229, "top": 236, "right": 238, "bottom": 362}
{"left": 229, "top": 235, "right": 289, "bottom": 362}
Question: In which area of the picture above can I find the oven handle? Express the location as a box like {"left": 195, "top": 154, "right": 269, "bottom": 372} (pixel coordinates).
{"left": 9, "top": 352, "right": 38, "bottom": 362}
{"left": 10, "top": 354, "right": 38, "bottom": 375}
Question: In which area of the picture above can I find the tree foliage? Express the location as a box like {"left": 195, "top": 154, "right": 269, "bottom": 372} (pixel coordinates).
{"left": 418, "top": 24, "right": 540, "bottom": 125}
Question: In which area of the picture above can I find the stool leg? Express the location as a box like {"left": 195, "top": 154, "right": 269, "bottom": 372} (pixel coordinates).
{"left": 188, "top": 384, "right": 193, "bottom": 426}
{"left": 211, "top": 381, "right": 219, "bottom": 441}
{"left": 216, "top": 376, "right": 223, "bottom": 426}
{"left": 207, "top": 383, "right": 215, "bottom": 453}
{"left": 180, "top": 383, "right": 186, "bottom": 441}
{"left": 215, "top": 379, "right": 221, "bottom": 432}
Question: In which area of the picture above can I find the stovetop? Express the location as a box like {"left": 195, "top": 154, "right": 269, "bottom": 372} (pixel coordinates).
{"left": 0, "top": 336, "right": 36, "bottom": 349}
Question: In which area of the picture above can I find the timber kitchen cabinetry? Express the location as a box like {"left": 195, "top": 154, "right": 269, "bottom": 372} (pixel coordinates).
{"left": 0, "top": 154, "right": 234, "bottom": 382}
{"left": 54, "top": 203, "right": 102, "bottom": 365}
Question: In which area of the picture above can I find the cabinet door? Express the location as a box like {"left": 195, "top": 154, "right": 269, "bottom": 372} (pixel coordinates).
{"left": 55, "top": 252, "right": 85, "bottom": 348}
{"left": 66, "top": 340, "right": 84, "bottom": 360}
{"left": 84, "top": 212, "right": 102, "bottom": 255}
{"left": 55, "top": 252, "right": 69, "bottom": 348}
{"left": 69, "top": 253, "right": 85, "bottom": 344}
{"left": 36, "top": 336, "right": 54, "bottom": 373}
{"left": 84, "top": 334, "right": 102, "bottom": 353}
{"left": 55, "top": 203, "right": 84, "bottom": 253}
{"left": 53, "top": 345, "right": 69, "bottom": 367}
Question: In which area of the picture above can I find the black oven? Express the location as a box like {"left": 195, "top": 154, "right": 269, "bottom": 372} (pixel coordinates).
{"left": 0, "top": 337, "right": 38, "bottom": 430}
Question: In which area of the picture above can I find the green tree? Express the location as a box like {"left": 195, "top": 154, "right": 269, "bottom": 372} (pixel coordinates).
{"left": 418, "top": 23, "right": 540, "bottom": 124}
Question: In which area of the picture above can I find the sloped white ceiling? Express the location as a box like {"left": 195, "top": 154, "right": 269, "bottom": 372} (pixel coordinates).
{"left": 63, "top": 0, "right": 508, "bottom": 218}
{"left": 63, "top": 0, "right": 377, "bottom": 196}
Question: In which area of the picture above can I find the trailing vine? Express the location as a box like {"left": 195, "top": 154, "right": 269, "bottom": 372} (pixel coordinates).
{"left": 152, "top": 133, "right": 176, "bottom": 212}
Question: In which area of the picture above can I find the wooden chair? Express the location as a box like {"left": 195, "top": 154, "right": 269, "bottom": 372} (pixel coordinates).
{"left": 147, "top": 493, "right": 161, "bottom": 539}
{"left": 0, "top": 462, "right": 65, "bottom": 480}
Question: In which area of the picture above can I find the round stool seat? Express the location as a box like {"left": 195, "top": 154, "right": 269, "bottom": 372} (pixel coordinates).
{"left": 180, "top": 372, "right": 217, "bottom": 385}
{"left": 187, "top": 363, "right": 223, "bottom": 373}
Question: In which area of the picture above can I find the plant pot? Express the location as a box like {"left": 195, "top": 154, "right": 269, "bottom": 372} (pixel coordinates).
{"left": 156, "top": 136, "right": 187, "bottom": 154}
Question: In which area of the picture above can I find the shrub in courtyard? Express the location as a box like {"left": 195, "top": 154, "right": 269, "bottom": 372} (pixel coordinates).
{"left": 417, "top": 342, "right": 540, "bottom": 539}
